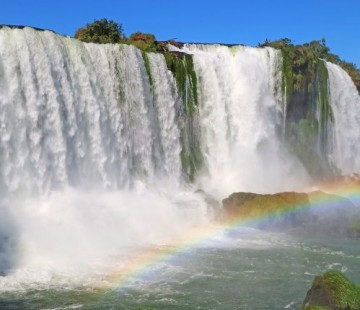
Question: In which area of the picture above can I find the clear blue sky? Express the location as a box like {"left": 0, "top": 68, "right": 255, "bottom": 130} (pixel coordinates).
{"left": 1, "top": 0, "right": 359, "bottom": 67}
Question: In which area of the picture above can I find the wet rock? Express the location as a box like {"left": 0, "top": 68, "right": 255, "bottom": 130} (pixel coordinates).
{"left": 221, "top": 191, "right": 309, "bottom": 230}
{"left": 220, "top": 190, "right": 359, "bottom": 235}
{"left": 303, "top": 270, "right": 360, "bottom": 309}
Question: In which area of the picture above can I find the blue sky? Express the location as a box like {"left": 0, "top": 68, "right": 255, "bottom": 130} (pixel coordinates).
{"left": 1, "top": 0, "right": 359, "bottom": 67}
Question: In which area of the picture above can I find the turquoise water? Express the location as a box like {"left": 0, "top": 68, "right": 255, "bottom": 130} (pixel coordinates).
{"left": 1, "top": 230, "right": 359, "bottom": 310}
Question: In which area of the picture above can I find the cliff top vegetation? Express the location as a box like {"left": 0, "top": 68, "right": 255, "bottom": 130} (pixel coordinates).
{"left": 74, "top": 19, "right": 360, "bottom": 92}
{"left": 261, "top": 38, "right": 360, "bottom": 92}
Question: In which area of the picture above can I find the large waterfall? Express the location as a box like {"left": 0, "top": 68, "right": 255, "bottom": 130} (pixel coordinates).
{"left": 326, "top": 62, "right": 360, "bottom": 174}
{"left": 0, "top": 27, "right": 360, "bottom": 289}
{"left": 0, "top": 27, "right": 183, "bottom": 194}
{"left": 185, "top": 44, "right": 308, "bottom": 195}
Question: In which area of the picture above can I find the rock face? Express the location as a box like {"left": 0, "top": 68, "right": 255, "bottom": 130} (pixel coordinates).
{"left": 221, "top": 191, "right": 359, "bottom": 235}
{"left": 303, "top": 270, "right": 360, "bottom": 309}
{"left": 221, "top": 191, "right": 310, "bottom": 230}
{"left": 306, "top": 191, "right": 359, "bottom": 236}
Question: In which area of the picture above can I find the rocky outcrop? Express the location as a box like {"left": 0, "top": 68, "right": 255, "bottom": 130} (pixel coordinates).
{"left": 303, "top": 270, "right": 360, "bottom": 309}
{"left": 221, "top": 191, "right": 310, "bottom": 230}
{"left": 306, "top": 191, "right": 358, "bottom": 236}
{"left": 221, "top": 190, "right": 359, "bottom": 235}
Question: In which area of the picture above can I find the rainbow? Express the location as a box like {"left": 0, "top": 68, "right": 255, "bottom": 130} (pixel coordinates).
{"left": 97, "top": 180, "right": 360, "bottom": 291}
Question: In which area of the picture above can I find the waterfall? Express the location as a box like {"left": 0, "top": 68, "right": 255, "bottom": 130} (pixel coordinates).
{"left": 183, "top": 44, "right": 307, "bottom": 196}
{"left": 326, "top": 62, "right": 360, "bottom": 174}
{"left": 2, "top": 26, "right": 360, "bottom": 286}
{"left": 0, "top": 27, "right": 209, "bottom": 285}
{"left": 0, "top": 27, "right": 182, "bottom": 195}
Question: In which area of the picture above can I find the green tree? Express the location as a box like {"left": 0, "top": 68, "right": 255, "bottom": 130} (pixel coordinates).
{"left": 74, "top": 18, "right": 124, "bottom": 44}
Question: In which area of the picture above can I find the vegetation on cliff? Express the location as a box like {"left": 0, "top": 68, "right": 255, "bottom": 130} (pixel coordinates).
{"left": 260, "top": 38, "right": 360, "bottom": 178}
{"left": 165, "top": 53, "right": 201, "bottom": 181}
{"left": 74, "top": 19, "right": 124, "bottom": 43}
{"left": 73, "top": 19, "right": 360, "bottom": 181}
{"left": 261, "top": 38, "right": 360, "bottom": 94}
{"left": 303, "top": 270, "right": 360, "bottom": 309}
{"left": 74, "top": 19, "right": 201, "bottom": 181}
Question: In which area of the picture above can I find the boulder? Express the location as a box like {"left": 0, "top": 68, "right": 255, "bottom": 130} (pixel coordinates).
{"left": 303, "top": 270, "right": 360, "bottom": 309}
{"left": 305, "top": 191, "right": 358, "bottom": 235}
{"left": 221, "top": 191, "right": 310, "bottom": 230}
{"left": 220, "top": 191, "right": 359, "bottom": 235}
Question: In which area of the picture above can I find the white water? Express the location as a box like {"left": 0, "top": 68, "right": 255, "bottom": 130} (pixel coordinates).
{"left": 184, "top": 45, "right": 308, "bottom": 196}
{"left": 0, "top": 27, "right": 209, "bottom": 288}
{"left": 0, "top": 27, "right": 182, "bottom": 193}
{"left": 326, "top": 62, "right": 360, "bottom": 174}
{"left": 1, "top": 27, "right": 359, "bottom": 291}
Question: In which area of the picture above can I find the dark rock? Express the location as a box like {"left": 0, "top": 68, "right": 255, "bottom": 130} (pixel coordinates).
{"left": 303, "top": 270, "right": 360, "bottom": 309}
{"left": 221, "top": 191, "right": 309, "bottom": 230}
{"left": 305, "top": 191, "right": 359, "bottom": 236}
{"left": 220, "top": 190, "right": 359, "bottom": 235}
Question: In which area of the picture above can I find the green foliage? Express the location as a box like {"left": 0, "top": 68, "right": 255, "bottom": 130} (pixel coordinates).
{"left": 318, "top": 61, "right": 333, "bottom": 129}
{"left": 314, "top": 270, "right": 360, "bottom": 309}
{"left": 123, "top": 32, "right": 159, "bottom": 52}
{"left": 164, "top": 51, "right": 202, "bottom": 181}
{"left": 263, "top": 38, "right": 360, "bottom": 94}
{"left": 164, "top": 52, "right": 198, "bottom": 115}
{"left": 130, "top": 32, "right": 156, "bottom": 42}
{"left": 141, "top": 51, "right": 153, "bottom": 86}
{"left": 303, "top": 270, "right": 360, "bottom": 309}
{"left": 262, "top": 38, "right": 342, "bottom": 177}
{"left": 180, "top": 145, "right": 203, "bottom": 182}
{"left": 75, "top": 19, "right": 124, "bottom": 43}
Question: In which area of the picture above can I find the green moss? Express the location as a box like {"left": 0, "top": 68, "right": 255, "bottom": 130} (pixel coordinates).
{"left": 141, "top": 51, "right": 153, "bottom": 86}
{"left": 264, "top": 38, "right": 360, "bottom": 96}
{"left": 303, "top": 306, "right": 328, "bottom": 310}
{"left": 264, "top": 39, "right": 338, "bottom": 178}
{"left": 280, "top": 45, "right": 295, "bottom": 101}
{"left": 311, "top": 270, "right": 360, "bottom": 309}
{"left": 180, "top": 145, "right": 203, "bottom": 182}
{"left": 164, "top": 51, "right": 202, "bottom": 181}
{"left": 164, "top": 52, "right": 198, "bottom": 115}
{"left": 318, "top": 60, "right": 333, "bottom": 128}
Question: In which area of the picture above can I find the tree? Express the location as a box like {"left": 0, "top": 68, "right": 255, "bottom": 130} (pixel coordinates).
{"left": 74, "top": 18, "right": 124, "bottom": 44}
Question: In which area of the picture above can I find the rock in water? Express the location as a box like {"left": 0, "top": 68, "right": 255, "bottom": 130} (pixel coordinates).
{"left": 303, "top": 270, "right": 360, "bottom": 309}
{"left": 221, "top": 191, "right": 359, "bottom": 235}
{"left": 221, "top": 191, "right": 309, "bottom": 229}
{"left": 306, "top": 191, "right": 359, "bottom": 236}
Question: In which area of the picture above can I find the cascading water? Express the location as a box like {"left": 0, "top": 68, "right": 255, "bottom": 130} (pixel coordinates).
{"left": 0, "top": 27, "right": 208, "bottom": 288}
{"left": 326, "top": 61, "right": 360, "bottom": 174}
{"left": 0, "top": 26, "right": 359, "bottom": 297}
{"left": 183, "top": 44, "right": 308, "bottom": 196}
{"left": 0, "top": 27, "right": 183, "bottom": 194}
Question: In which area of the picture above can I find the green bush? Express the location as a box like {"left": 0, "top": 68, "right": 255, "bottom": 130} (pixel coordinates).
{"left": 123, "top": 32, "right": 159, "bottom": 52}
{"left": 75, "top": 18, "right": 124, "bottom": 44}
{"left": 262, "top": 38, "right": 360, "bottom": 93}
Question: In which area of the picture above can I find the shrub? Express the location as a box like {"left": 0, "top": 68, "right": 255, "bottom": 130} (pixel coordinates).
{"left": 74, "top": 18, "right": 124, "bottom": 44}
